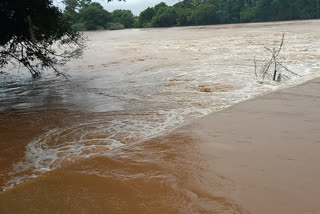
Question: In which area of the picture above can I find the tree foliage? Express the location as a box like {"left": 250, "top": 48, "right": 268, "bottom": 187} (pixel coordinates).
{"left": 152, "top": 7, "right": 178, "bottom": 27}
{"left": 2, "top": 0, "right": 319, "bottom": 77}
{"left": 136, "top": 0, "right": 320, "bottom": 28}
{"left": 64, "top": 0, "right": 320, "bottom": 30}
{"left": 78, "top": 2, "right": 111, "bottom": 30}
{"left": 64, "top": 0, "right": 136, "bottom": 31}
{"left": 112, "top": 10, "right": 135, "bottom": 28}
{"left": 139, "top": 7, "right": 156, "bottom": 27}
{"left": 0, "top": 0, "right": 84, "bottom": 77}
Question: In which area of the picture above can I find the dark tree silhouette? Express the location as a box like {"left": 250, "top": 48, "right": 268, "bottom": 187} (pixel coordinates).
{"left": 0, "top": 0, "right": 85, "bottom": 77}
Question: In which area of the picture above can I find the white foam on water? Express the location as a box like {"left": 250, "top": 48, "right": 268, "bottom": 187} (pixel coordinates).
{"left": 5, "top": 72, "right": 318, "bottom": 191}
{"left": 3, "top": 20, "right": 320, "bottom": 191}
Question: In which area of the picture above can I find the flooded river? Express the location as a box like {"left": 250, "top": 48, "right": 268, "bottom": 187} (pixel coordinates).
{"left": 0, "top": 20, "right": 320, "bottom": 213}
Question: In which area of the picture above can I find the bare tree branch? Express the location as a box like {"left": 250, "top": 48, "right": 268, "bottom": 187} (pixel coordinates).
{"left": 254, "top": 33, "right": 299, "bottom": 83}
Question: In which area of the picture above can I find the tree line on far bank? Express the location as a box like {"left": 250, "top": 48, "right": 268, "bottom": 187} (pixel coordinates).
{"left": 1, "top": 0, "right": 318, "bottom": 77}
{"left": 64, "top": 0, "right": 320, "bottom": 31}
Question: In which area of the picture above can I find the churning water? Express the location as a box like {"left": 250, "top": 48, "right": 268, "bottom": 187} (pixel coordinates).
{"left": 0, "top": 20, "right": 320, "bottom": 212}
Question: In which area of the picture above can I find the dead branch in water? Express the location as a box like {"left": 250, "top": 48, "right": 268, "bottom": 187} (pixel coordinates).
{"left": 254, "top": 33, "right": 300, "bottom": 82}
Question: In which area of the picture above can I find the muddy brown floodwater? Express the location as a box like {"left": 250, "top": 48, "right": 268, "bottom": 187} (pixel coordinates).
{"left": 0, "top": 20, "right": 320, "bottom": 213}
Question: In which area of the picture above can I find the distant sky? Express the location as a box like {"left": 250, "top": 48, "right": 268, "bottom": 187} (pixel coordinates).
{"left": 55, "top": 0, "right": 181, "bottom": 16}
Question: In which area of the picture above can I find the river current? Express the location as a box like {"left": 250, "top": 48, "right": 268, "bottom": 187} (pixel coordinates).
{"left": 0, "top": 20, "right": 320, "bottom": 213}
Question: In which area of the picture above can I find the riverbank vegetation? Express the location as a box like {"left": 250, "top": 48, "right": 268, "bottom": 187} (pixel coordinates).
{"left": 1, "top": 0, "right": 319, "bottom": 77}
{"left": 64, "top": 0, "right": 320, "bottom": 31}
{"left": 63, "top": 0, "right": 135, "bottom": 31}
